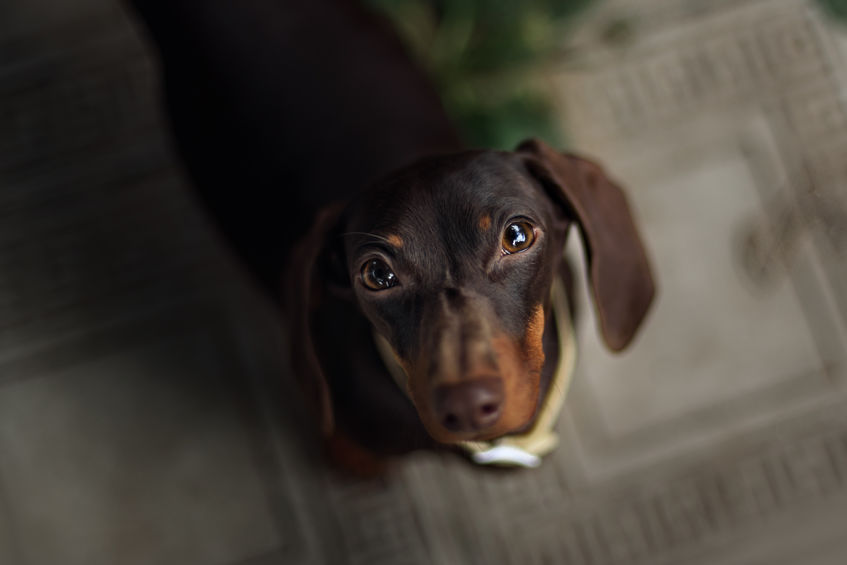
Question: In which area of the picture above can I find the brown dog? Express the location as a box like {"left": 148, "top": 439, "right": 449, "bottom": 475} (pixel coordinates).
{"left": 129, "top": 0, "right": 655, "bottom": 472}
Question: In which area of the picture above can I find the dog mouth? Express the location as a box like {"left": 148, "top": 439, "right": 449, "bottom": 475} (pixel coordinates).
{"left": 416, "top": 400, "right": 540, "bottom": 444}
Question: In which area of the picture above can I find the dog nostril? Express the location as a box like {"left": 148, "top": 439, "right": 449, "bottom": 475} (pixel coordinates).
{"left": 433, "top": 377, "right": 504, "bottom": 434}
{"left": 475, "top": 400, "right": 502, "bottom": 429}
{"left": 442, "top": 413, "right": 461, "bottom": 431}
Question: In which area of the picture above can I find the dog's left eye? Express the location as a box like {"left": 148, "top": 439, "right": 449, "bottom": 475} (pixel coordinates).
{"left": 502, "top": 221, "right": 536, "bottom": 254}
{"left": 361, "top": 258, "right": 399, "bottom": 290}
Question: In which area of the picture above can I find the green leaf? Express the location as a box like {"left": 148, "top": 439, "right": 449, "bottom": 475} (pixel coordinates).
{"left": 817, "top": 0, "right": 847, "bottom": 21}
{"left": 366, "top": 0, "right": 596, "bottom": 147}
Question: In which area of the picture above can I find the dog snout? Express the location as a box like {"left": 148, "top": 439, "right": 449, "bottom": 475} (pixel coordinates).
{"left": 433, "top": 377, "right": 504, "bottom": 434}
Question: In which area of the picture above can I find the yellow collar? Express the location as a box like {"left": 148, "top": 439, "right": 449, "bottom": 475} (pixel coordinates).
{"left": 374, "top": 277, "right": 576, "bottom": 468}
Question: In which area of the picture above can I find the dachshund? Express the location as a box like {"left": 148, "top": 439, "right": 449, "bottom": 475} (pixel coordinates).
{"left": 128, "top": 0, "right": 655, "bottom": 474}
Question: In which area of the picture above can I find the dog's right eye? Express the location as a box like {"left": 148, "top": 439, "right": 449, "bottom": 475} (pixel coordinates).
{"left": 361, "top": 259, "right": 399, "bottom": 291}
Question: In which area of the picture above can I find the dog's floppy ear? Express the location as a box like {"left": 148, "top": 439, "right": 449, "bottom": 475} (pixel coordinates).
{"left": 281, "top": 202, "right": 350, "bottom": 437}
{"left": 517, "top": 138, "right": 656, "bottom": 351}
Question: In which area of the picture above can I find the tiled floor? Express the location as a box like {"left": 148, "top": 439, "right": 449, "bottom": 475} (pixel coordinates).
{"left": 1, "top": 0, "right": 846, "bottom": 564}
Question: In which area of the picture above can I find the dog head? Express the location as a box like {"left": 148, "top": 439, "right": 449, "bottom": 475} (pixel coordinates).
{"left": 288, "top": 138, "right": 655, "bottom": 444}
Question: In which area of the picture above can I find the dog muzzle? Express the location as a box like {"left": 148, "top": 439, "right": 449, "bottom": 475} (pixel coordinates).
{"left": 374, "top": 277, "right": 576, "bottom": 468}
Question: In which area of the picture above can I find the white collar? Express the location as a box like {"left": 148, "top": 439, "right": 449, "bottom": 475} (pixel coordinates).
{"left": 374, "top": 277, "right": 576, "bottom": 468}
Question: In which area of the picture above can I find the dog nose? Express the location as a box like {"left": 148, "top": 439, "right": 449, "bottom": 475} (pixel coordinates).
{"left": 433, "top": 378, "right": 504, "bottom": 434}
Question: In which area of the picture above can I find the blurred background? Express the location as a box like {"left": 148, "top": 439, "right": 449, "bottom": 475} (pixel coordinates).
{"left": 1, "top": 0, "right": 847, "bottom": 564}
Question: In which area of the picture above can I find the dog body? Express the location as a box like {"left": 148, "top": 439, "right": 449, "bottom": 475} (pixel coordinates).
{"left": 130, "top": 0, "right": 655, "bottom": 470}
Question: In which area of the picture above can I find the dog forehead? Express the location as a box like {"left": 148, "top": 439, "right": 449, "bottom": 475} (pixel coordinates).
{"left": 427, "top": 151, "right": 534, "bottom": 202}
{"left": 351, "top": 151, "right": 535, "bottom": 229}
{"left": 343, "top": 151, "right": 546, "bottom": 276}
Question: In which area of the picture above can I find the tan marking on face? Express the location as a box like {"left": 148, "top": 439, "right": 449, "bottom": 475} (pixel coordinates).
{"left": 383, "top": 342, "right": 414, "bottom": 397}
{"left": 396, "top": 358, "right": 415, "bottom": 398}
{"left": 386, "top": 234, "right": 404, "bottom": 248}
{"left": 523, "top": 304, "right": 546, "bottom": 375}
{"left": 478, "top": 214, "right": 492, "bottom": 231}
{"left": 487, "top": 333, "right": 541, "bottom": 437}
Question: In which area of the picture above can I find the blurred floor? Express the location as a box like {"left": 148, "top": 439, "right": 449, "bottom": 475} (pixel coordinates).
{"left": 1, "top": 0, "right": 847, "bottom": 564}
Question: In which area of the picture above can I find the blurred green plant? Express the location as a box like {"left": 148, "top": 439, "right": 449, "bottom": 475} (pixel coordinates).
{"left": 817, "top": 0, "right": 847, "bottom": 21}
{"left": 370, "top": 0, "right": 847, "bottom": 148}
{"left": 367, "top": 0, "right": 595, "bottom": 149}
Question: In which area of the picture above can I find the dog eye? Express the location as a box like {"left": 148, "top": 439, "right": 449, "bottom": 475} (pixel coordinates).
{"left": 361, "top": 258, "right": 399, "bottom": 290}
{"left": 502, "top": 221, "right": 536, "bottom": 254}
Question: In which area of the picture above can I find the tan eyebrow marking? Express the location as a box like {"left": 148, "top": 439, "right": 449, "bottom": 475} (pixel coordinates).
{"left": 478, "top": 214, "right": 492, "bottom": 231}
{"left": 386, "top": 234, "right": 404, "bottom": 248}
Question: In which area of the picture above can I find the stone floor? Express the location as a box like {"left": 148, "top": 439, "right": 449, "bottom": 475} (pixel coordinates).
{"left": 1, "top": 0, "right": 846, "bottom": 564}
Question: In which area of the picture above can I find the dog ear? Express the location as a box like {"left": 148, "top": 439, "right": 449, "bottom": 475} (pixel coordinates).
{"left": 517, "top": 138, "right": 656, "bottom": 351}
{"left": 281, "top": 202, "right": 350, "bottom": 437}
